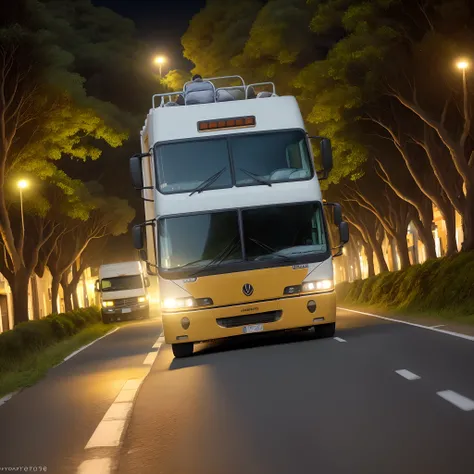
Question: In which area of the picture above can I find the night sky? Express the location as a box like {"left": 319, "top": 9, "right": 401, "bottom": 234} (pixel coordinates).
{"left": 92, "top": 0, "right": 206, "bottom": 72}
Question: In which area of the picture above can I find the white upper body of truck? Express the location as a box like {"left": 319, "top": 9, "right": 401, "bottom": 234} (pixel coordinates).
{"left": 98, "top": 261, "right": 148, "bottom": 302}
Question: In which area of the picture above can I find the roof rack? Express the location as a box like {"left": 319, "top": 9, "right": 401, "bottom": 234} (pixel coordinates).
{"left": 151, "top": 75, "right": 277, "bottom": 108}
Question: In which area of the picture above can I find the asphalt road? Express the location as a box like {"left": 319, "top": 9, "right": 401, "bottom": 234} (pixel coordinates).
{"left": 0, "top": 308, "right": 473, "bottom": 474}
{"left": 0, "top": 317, "right": 162, "bottom": 474}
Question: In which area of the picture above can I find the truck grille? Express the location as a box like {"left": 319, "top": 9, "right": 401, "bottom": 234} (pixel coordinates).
{"left": 113, "top": 297, "right": 139, "bottom": 308}
{"left": 216, "top": 310, "right": 282, "bottom": 329}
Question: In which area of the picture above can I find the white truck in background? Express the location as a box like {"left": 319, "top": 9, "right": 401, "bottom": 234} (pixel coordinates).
{"left": 95, "top": 261, "right": 151, "bottom": 323}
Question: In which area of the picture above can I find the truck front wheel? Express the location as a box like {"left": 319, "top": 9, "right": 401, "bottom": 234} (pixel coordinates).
{"left": 172, "top": 342, "right": 194, "bottom": 358}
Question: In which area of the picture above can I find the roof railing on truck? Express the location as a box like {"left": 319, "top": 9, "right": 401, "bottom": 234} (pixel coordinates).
{"left": 151, "top": 75, "right": 277, "bottom": 108}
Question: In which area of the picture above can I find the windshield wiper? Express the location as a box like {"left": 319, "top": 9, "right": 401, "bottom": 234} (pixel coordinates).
{"left": 247, "top": 237, "right": 293, "bottom": 261}
{"left": 190, "top": 236, "right": 241, "bottom": 277}
{"left": 239, "top": 168, "right": 272, "bottom": 187}
{"left": 189, "top": 167, "right": 227, "bottom": 196}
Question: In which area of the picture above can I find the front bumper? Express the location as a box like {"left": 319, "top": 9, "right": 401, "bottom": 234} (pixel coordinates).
{"left": 102, "top": 303, "right": 149, "bottom": 316}
{"left": 162, "top": 292, "right": 336, "bottom": 344}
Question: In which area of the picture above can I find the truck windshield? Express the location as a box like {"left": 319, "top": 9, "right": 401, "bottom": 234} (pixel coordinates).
{"left": 154, "top": 130, "right": 312, "bottom": 194}
{"left": 159, "top": 211, "right": 241, "bottom": 270}
{"left": 242, "top": 203, "right": 327, "bottom": 261}
{"left": 158, "top": 202, "right": 327, "bottom": 273}
{"left": 101, "top": 275, "right": 143, "bottom": 292}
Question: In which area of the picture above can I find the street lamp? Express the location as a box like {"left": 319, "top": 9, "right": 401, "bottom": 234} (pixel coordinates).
{"left": 17, "top": 180, "right": 29, "bottom": 239}
{"left": 153, "top": 55, "right": 166, "bottom": 77}
{"left": 456, "top": 58, "right": 470, "bottom": 133}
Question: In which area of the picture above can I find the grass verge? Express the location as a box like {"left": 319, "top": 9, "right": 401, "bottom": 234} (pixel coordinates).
{"left": 0, "top": 323, "right": 116, "bottom": 398}
{"left": 336, "top": 251, "right": 474, "bottom": 326}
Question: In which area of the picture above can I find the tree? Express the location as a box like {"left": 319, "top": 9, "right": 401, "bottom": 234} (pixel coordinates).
{"left": 181, "top": 0, "right": 264, "bottom": 78}
{"left": 43, "top": 182, "right": 134, "bottom": 313}
{"left": 0, "top": 2, "right": 129, "bottom": 324}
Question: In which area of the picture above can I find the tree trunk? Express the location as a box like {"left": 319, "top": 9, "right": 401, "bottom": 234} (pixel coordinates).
{"left": 394, "top": 233, "right": 410, "bottom": 270}
{"left": 411, "top": 216, "right": 437, "bottom": 260}
{"left": 10, "top": 268, "right": 31, "bottom": 325}
{"left": 51, "top": 275, "right": 61, "bottom": 314}
{"left": 367, "top": 227, "right": 389, "bottom": 273}
{"left": 60, "top": 274, "right": 73, "bottom": 313}
{"left": 364, "top": 242, "right": 375, "bottom": 277}
{"left": 440, "top": 204, "right": 457, "bottom": 256}
{"left": 461, "top": 188, "right": 474, "bottom": 251}
{"left": 351, "top": 240, "right": 362, "bottom": 279}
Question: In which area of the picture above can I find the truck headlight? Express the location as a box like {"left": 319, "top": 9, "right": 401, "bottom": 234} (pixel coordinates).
{"left": 162, "top": 297, "right": 214, "bottom": 310}
{"left": 102, "top": 301, "right": 114, "bottom": 307}
{"left": 138, "top": 296, "right": 148, "bottom": 303}
{"left": 162, "top": 297, "right": 195, "bottom": 309}
{"left": 302, "top": 279, "right": 334, "bottom": 292}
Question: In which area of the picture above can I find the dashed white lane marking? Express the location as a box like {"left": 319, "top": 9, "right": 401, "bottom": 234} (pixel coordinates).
{"left": 338, "top": 307, "right": 474, "bottom": 342}
{"left": 334, "top": 337, "right": 346, "bottom": 343}
{"left": 122, "top": 379, "right": 143, "bottom": 391}
{"left": 62, "top": 327, "right": 120, "bottom": 362}
{"left": 82, "top": 329, "right": 162, "bottom": 457}
{"left": 395, "top": 369, "right": 420, "bottom": 381}
{"left": 103, "top": 402, "right": 133, "bottom": 421}
{"left": 85, "top": 420, "right": 126, "bottom": 448}
{"left": 143, "top": 351, "right": 158, "bottom": 365}
{"left": 77, "top": 458, "right": 112, "bottom": 474}
{"left": 437, "top": 390, "right": 474, "bottom": 412}
{"left": 152, "top": 337, "right": 164, "bottom": 348}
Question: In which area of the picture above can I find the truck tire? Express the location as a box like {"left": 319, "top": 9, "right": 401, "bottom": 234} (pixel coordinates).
{"left": 172, "top": 342, "right": 194, "bottom": 358}
{"left": 142, "top": 308, "right": 150, "bottom": 320}
{"left": 315, "top": 322, "right": 335, "bottom": 338}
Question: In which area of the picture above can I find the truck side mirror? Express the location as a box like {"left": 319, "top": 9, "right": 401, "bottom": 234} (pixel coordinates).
{"left": 309, "top": 136, "right": 333, "bottom": 180}
{"left": 95, "top": 280, "right": 100, "bottom": 292}
{"left": 130, "top": 154, "right": 145, "bottom": 189}
{"left": 323, "top": 201, "right": 342, "bottom": 226}
{"left": 132, "top": 225, "right": 144, "bottom": 250}
{"left": 320, "top": 138, "right": 333, "bottom": 177}
{"left": 144, "top": 276, "right": 151, "bottom": 288}
{"left": 139, "top": 249, "right": 148, "bottom": 262}
{"left": 339, "top": 221, "right": 349, "bottom": 245}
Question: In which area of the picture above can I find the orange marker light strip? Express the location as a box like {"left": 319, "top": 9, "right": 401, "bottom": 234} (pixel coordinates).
{"left": 198, "top": 116, "right": 256, "bottom": 132}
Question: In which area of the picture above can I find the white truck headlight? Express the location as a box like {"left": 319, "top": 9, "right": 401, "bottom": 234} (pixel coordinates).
{"left": 302, "top": 279, "right": 334, "bottom": 292}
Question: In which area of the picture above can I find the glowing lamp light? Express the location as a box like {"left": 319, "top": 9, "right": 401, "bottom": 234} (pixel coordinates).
{"left": 17, "top": 180, "right": 29, "bottom": 189}
{"left": 456, "top": 59, "right": 470, "bottom": 70}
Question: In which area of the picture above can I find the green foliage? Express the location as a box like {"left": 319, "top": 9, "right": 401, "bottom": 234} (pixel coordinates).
{"left": 0, "top": 307, "right": 101, "bottom": 365}
{"left": 181, "top": 0, "right": 263, "bottom": 77}
{"left": 336, "top": 252, "right": 474, "bottom": 319}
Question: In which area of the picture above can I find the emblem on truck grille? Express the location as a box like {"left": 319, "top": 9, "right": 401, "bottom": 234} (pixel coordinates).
{"left": 242, "top": 283, "right": 254, "bottom": 296}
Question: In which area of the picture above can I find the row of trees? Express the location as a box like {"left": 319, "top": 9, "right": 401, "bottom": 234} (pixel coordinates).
{"left": 170, "top": 0, "right": 474, "bottom": 271}
{"left": 0, "top": 0, "right": 167, "bottom": 326}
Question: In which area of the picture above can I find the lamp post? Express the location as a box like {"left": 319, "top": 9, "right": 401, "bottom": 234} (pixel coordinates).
{"left": 17, "top": 179, "right": 28, "bottom": 238}
{"left": 456, "top": 58, "right": 470, "bottom": 122}
{"left": 154, "top": 56, "right": 166, "bottom": 77}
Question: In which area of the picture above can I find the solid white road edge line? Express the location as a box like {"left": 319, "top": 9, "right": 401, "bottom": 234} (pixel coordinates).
{"left": 395, "top": 369, "right": 420, "bottom": 381}
{"left": 0, "top": 390, "right": 19, "bottom": 407}
{"left": 77, "top": 458, "right": 112, "bottom": 474}
{"left": 63, "top": 327, "right": 120, "bottom": 362}
{"left": 334, "top": 337, "right": 346, "bottom": 343}
{"left": 338, "top": 307, "right": 474, "bottom": 342}
{"left": 437, "top": 390, "right": 474, "bottom": 411}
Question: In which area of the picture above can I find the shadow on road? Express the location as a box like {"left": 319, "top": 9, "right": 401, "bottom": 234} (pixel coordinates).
{"left": 168, "top": 317, "right": 407, "bottom": 371}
